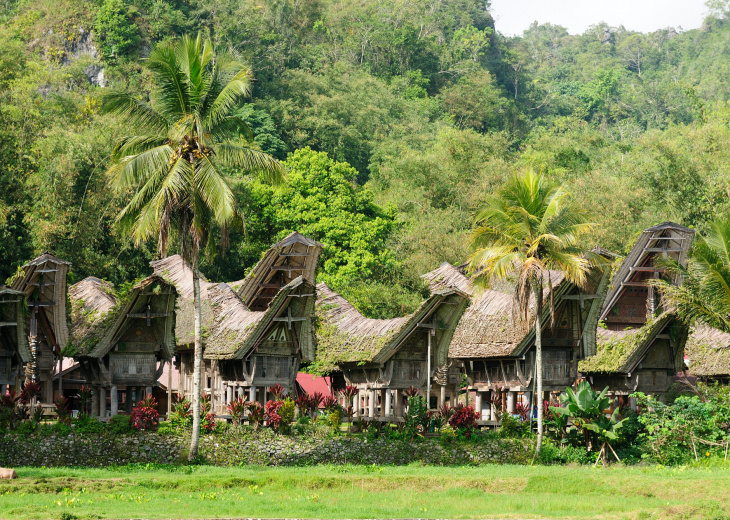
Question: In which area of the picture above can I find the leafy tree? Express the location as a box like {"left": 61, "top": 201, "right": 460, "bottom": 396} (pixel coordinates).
{"left": 95, "top": 0, "right": 141, "bottom": 57}
{"left": 467, "top": 170, "right": 596, "bottom": 457}
{"left": 102, "top": 34, "right": 283, "bottom": 459}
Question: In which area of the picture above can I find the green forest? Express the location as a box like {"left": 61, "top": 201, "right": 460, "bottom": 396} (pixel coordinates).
{"left": 2, "top": 0, "right": 730, "bottom": 318}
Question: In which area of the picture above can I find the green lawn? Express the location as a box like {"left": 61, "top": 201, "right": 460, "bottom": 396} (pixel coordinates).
{"left": 1, "top": 463, "right": 730, "bottom": 520}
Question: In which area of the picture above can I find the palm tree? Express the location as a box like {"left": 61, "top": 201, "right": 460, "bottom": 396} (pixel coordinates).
{"left": 653, "top": 219, "right": 730, "bottom": 333}
{"left": 467, "top": 170, "right": 595, "bottom": 457}
{"left": 102, "top": 34, "right": 284, "bottom": 460}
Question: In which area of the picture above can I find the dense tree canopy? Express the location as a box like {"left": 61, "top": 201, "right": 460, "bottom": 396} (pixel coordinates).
{"left": 2, "top": 0, "right": 730, "bottom": 317}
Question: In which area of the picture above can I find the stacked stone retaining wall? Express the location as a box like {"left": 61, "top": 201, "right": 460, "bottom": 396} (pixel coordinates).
{"left": 0, "top": 431, "right": 532, "bottom": 467}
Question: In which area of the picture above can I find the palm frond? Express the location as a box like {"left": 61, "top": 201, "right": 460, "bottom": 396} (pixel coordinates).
{"left": 216, "top": 143, "right": 285, "bottom": 184}
{"left": 147, "top": 42, "right": 191, "bottom": 119}
{"left": 100, "top": 92, "right": 169, "bottom": 135}
{"left": 107, "top": 145, "right": 174, "bottom": 190}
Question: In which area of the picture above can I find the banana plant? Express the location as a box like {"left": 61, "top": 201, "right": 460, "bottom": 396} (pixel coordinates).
{"left": 550, "top": 381, "right": 626, "bottom": 463}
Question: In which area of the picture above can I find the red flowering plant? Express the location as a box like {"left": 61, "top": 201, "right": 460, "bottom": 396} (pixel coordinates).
{"left": 203, "top": 413, "right": 217, "bottom": 433}
{"left": 265, "top": 400, "right": 284, "bottom": 430}
{"left": 227, "top": 396, "right": 248, "bottom": 426}
{"left": 403, "top": 386, "right": 420, "bottom": 398}
{"left": 449, "top": 404, "right": 479, "bottom": 437}
{"left": 130, "top": 394, "right": 159, "bottom": 432}
{"left": 247, "top": 401, "right": 265, "bottom": 430}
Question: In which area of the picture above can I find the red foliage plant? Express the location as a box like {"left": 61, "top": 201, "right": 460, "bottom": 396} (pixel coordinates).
{"left": 403, "top": 386, "right": 420, "bottom": 398}
{"left": 339, "top": 385, "right": 358, "bottom": 405}
{"left": 203, "top": 413, "right": 216, "bottom": 433}
{"left": 19, "top": 382, "right": 41, "bottom": 404}
{"left": 265, "top": 400, "right": 284, "bottom": 430}
{"left": 268, "top": 384, "right": 286, "bottom": 400}
{"left": 54, "top": 397, "right": 71, "bottom": 425}
{"left": 294, "top": 394, "right": 309, "bottom": 416}
{"left": 130, "top": 394, "right": 159, "bottom": 432}
{"left": 227, "top": 396, "right": 247, "bottom": 425}
{"left": 322, "top": 395, "right": 338, "bottom": 412}
{"left": 515, "top": 402, "right": 531, "bottom": 421}
{"left": 308, "top": 392, "right": 324, "bottom": 418}
{"left": 247, "top": 401, "right": 265, "bottom": 430}
{"left": 449, "top": 404, "right": 479, "bottom": 436}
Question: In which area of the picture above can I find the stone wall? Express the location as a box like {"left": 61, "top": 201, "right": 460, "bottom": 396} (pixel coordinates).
{"left": 0, "top": 431, "right": 532, "bottom": 467}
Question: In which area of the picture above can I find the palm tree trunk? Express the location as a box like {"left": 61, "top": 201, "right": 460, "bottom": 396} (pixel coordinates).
{"left": 535, "top": 284, "right": 544, "bottom": 458}
{"left": 188, "top": 265, "right": 203, "bottom": 460}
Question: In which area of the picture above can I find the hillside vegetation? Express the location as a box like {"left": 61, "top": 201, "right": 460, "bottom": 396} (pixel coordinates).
{"left": 2, "top": 0, "right": 730, "bottom": 317}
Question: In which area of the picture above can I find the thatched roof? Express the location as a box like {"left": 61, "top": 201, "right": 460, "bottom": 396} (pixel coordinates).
{"left": 685, "top": 324, "right": 730, "bottom": 377}
{"left": 72, "top": 275, "right": 177, "bottom": 359}
{"left": 601, "top": 222, "right": 694, "bottom": 321}
{"left": 68, "top": 277, "right": 119, "bottom": 354}
{"left": 579, "top": 313, "right": 684, "bottom": 374}
{"left": 151, "top": 255, "right": 216, "bottom": 347}
{"left": 0, "top": 286, "right": 30, "bottom": 363}
{"left": 422, "top": 262, "right": 474, "bottom": 295}
{"left": 204, "top": 276, "right": 316, "bottom": 361}
{"left": 235, "top": 232, "right": 323, "bottom": 311}
{"left": 11, "top": 252, "right": 70, "bottom": 350}
{"left": 423, "top": 263, "right": 586, "bottom": 359}
{"left": 315, "top": 283, "right": 468, "bottom": 370}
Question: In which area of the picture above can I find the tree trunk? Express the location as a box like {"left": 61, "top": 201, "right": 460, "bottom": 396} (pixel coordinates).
{"left": 188, "top": 265, "right": 203, "bottom": 461}
{"left": 535, "top": 306, "right": 544, "bottom": 458}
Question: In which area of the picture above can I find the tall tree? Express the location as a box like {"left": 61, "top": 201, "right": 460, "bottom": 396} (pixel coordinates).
{"left": 653, "top": 219, "right": 730, "bottom": 333}
{"left": 467, "top": 170, "right": 595, "bottom": 457}
{"left": 102, "top": 34, "right": 283, "bottom": 459}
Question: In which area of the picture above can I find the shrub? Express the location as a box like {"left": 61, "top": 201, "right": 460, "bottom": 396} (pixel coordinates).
{"left": 227, "top": 396, "right": 247, "bottom": 426}
{"left": 265, "top": 400, "right": 284, "bottom": 430}
{"left": 202, "top": 413, "right": 217, "bottom": 433}
{"left": 74, "top": 413, "right": 106, "bottom": 434}
{"left": 278, "top": 398, "right": 295, "bottom": 433}
{"left": 130, "top": 395, "right": 160, "bottom": 432}
{"left": 54, "top": 397, "right": 71, "bottom": 425}
{"left": 94, "top": 0, "right": 140, "bottom": 57}
{"left": 247, "top": 402, "right": 265, "bottom": 430}
{"left": 329, "top": 410, "right": 341, "bottom": 431}
{"left": 108, "top": 413, "right": 134, "bottom": 434}
{"left": 322, "top": 395, "right": 338, "bottom": 413}
{"left": 499, "top": 413, "right": 531, "bottom": 438}
{"left": 538, "top": 440, "right": 592, "bottom": 465}
{"left": 170, "top": 395, "right": 192, "bottom": 427}
{"left": 449, "top": 404, "right": 479, "bottom": 437}
{"left": 405, "top": 395, "right": 428, "bottom": 439}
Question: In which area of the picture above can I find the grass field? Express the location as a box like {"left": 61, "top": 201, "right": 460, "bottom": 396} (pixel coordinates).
{"left": 1, "top": 463, "right": 730, "bottom": 520}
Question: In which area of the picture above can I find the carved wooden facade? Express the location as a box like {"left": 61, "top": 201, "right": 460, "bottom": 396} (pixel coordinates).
{"left": 316, "top": 283, "right": 469, "bottom": 418}
{"left": 11, "top": 253, "right": 70, "bottom": 403}
{"left": 0, "top": 286, "right": 29, "bottom": 391}
{"left": 71, "top": 275, "right": 177, "bottom": 416}
{"left": 579, "top": 222, "right": 694, "bottom": 397}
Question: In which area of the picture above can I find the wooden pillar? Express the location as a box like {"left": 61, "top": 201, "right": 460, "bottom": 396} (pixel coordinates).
{"left": 99, "top": 387, "right": 107, "bottom": 419}
{"left": 379, "top": 389, "right": 385, "bottom": 418}
{"left": 167, "top": 361, "right": 172, "bottom": 417}
{"left": 475, "top": 392, "right": 483, "bottom": 420}
{"left": 226, "top": 385, "right": 233, "bottom": 404}
{"left": 395, "top": 389, "right": 403, "bottom": 418}
{"left": 384, "top": 389, "right": 392, "bottom": 418}
{"left": 368, "top": 389, "right": 375, "bottom": 418}
{"left": 439, "top": 385, "right": 446, "bottom": 408}
{"left": 145, "top": 385, "right": 152, "bottom": 397}
{"left": 524, "top": 391, "right": 532, "bottom": 418}
{"left": 507, "top": 391, "right": 516, "bottom": 414}
{"left": 58, "top": 358, "right": 63, "bottom": 397}
{"left": 249, "top": 386, "right": 256, "bottom": 403}
{"left": 110, "top": 386, "right": 118, "bottom": 416}
{"left": 91, "top": 387, "right": 100, "bottom": 417}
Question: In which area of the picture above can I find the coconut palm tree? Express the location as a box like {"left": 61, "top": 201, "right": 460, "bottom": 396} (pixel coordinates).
{"left": 102, "top": 34, "right": 284, "bottom": 460}
{"left": 467, "top": 170, "right": 596, "bottom": 457}
{"left": 653, "top": 219, "right": 730, "bottom": 333}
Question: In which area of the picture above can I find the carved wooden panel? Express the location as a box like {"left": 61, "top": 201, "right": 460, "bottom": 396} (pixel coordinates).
{"left": 542, "top": 350, "right": 571, "bottom": 381}
{"left": 392, "top": 359, "right": 423, "bottom": 383}
{"left": 0, "top": 356, "right": 10, "bottom": 383}
{"left": 110, "top": 353, "right": 156, "bottom": 384}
